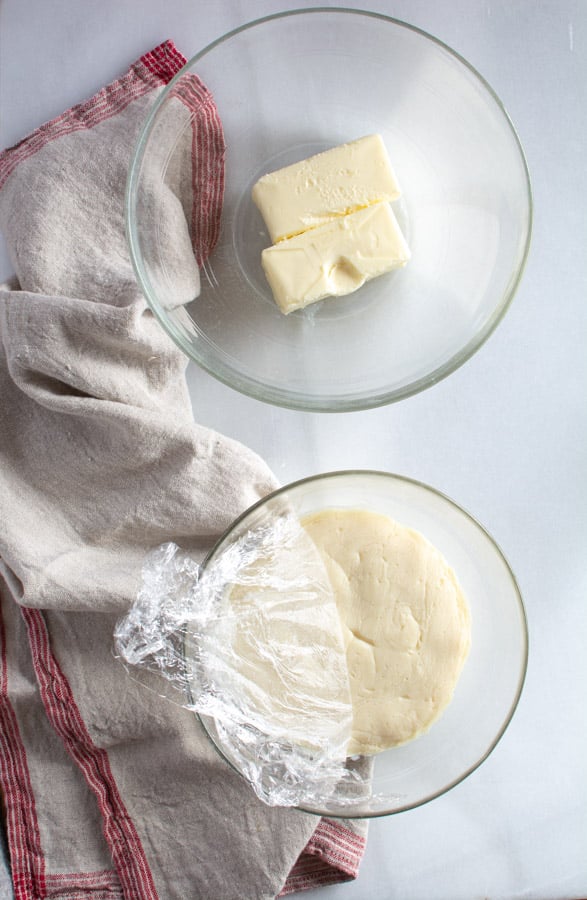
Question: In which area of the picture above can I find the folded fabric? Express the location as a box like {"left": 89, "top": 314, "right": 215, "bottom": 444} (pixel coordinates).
{"left": 0, "top": 41, "right": 367, "bottom": 899}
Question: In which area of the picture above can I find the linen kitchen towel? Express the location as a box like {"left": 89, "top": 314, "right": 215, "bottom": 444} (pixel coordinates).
{"left": 0, "top": 41, "right": 367, "bottom": 900}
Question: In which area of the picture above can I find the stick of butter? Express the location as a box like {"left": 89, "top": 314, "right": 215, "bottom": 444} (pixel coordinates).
{"left": 261, "top": 202, "right": 410, "bottom": 315}
{"left": 252, "top": 134, "right": 401, "bottom": 243}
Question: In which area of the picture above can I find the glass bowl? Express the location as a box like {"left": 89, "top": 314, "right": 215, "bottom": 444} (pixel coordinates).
{"left": 126, "top": 9, "right": 532, "bottom": 412}
{"left": 196, "top": 470, "right": 528, "bottom": 818}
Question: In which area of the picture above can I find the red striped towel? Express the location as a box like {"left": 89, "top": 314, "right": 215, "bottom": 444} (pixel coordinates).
{"left": 0, "top": 41, "right": 367, "bottom": 899}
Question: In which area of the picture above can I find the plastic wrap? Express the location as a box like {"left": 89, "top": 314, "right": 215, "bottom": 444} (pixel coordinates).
{"left": 114, "top": 513, "right": 371, "bottom": 808}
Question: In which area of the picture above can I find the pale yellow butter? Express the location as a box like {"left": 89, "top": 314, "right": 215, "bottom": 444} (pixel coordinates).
{"left": 261, "top": 202, "right": 410, "bottom": 314}
{"left": 252, "top": 134, "right": 401, "bottom": 243}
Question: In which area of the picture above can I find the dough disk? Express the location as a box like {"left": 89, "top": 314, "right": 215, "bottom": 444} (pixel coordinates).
{"left": 302, "top": 508, "right": 471, "bottom": 755}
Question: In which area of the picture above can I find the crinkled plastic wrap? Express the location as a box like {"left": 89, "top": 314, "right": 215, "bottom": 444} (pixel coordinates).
{"left": 114, "top": 514, "right": 371, "bottom": 808}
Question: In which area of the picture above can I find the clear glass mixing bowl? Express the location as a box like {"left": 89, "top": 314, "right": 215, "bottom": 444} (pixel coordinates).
{"left": 126, "top": 9, "right": 532, "bottom": 412}
{"left": 196, "top": 471, "right": 528, "bottom": 818}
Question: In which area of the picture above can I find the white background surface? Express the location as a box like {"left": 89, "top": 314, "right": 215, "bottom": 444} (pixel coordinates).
{"left": 1, "top": 2, "right": 586, "bottom": 899}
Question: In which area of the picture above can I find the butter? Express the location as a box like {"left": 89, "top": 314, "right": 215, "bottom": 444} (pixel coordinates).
{"left": 252, "top": 134, "right": 401, "bottom": 243}
{"left": 261, "top": 202, "right": 410, "bottom": 314}
{"left": 302, "top": 509, "right": 471, "bottom": 756}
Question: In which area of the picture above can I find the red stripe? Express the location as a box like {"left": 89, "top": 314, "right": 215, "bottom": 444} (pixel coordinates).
{"left": 278, "top": 818, "right": 366, "bottom": 897}
{"left": 140, "top": 41, "right": 186, "bottom": 81}
{"left": 0, "top": 40, "right": 187, "bottom": 191}
{"left": 20, "top": 608, "right": 158, "bottom": 900}
{"left": 44, "top": 868, "right": 122, "bottom": 899}
{"left": 279, "top": 864, "right": 353, "bottom": 895}
{"left": 310, "top": 818, "right": 367, "bottom": 860}
{"left": 44, "top": 870, "right": 118, "bottom": 885}
{"left": 306, "top": 819, "right": 366, "bottom": 871}
{"left": 0, "top": 600, "right": 46, "bottom": 900}
{"left": 203, "top": 96, "right": 225, "bottom": 262}
{"left": 170, "top": 74, "right": 226, "bottom": 266}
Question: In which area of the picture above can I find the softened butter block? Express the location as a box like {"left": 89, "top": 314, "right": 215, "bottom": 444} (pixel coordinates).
{"left": 252, "top": 134, "right": 401, "bottom": 243}
{"left": 261, "top": 202, "right": 410, "bottom": 314}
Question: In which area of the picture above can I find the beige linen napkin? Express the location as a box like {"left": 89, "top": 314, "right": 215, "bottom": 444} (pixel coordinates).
{"left": 0, "top": 41, "right": 367, "bottom": 900}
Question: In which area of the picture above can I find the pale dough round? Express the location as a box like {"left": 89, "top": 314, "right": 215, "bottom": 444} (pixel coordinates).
{"left": 302, "top": 509, "right": 471, "bottom": 755}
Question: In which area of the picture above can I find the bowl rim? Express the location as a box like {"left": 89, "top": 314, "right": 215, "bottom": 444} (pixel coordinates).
{"left": 193, "top": 468, "right": 529, "bottom": 818}
{"left": 125, "top": 7, "right": 533, "bottom": 413}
